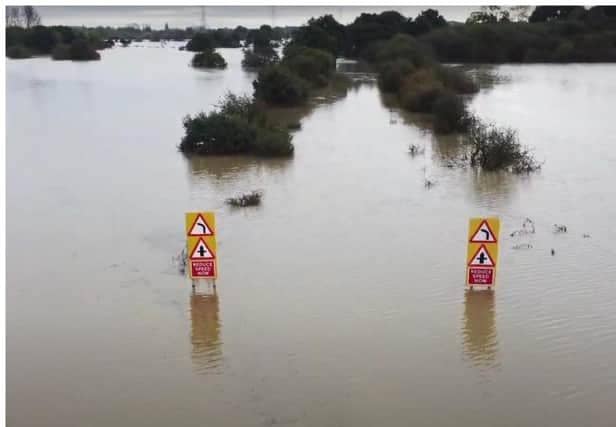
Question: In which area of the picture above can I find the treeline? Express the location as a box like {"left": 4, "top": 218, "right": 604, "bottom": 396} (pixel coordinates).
{"left": 6, "top": 25, "right": 106, "bottom": 60}
{"left": 284, "top": 6, "right": 616, "bottom": 63}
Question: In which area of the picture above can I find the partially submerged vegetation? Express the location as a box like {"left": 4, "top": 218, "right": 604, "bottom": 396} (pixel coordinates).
{"left": 191, "top": 48, "right": 227, "bottom": 69}
{"left": 6, "top": 8, "right": 108, "bottom": 60}
{"left": 252, "top": 46, "right": 338, "bottom": 106}
{"left": 52, "top": 39, "right": 101, "bottom": 61}
{"left": 467, "top": 120, "right": 542, "bottom": 173}
{"left": 226, "top": 191, "right": 263, "bottom": 207}
{"left": 179, "top": 93, "right": 294, "bottom": 157}
{"left": 242, "top": 25, "right": 281, "bottom": 69}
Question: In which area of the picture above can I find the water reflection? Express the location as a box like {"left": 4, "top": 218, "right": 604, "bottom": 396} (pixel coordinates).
{"left": 467, "top": 168, "right": 517, "bottom": 207}
{"left": 186, "top": 154, "right": 292, "bottom": 186}
{"left": 462, "top": 291, "right": 499, "bottom": 368}
{"left": 190, "top": 289, "right": 222, "bottom": 374}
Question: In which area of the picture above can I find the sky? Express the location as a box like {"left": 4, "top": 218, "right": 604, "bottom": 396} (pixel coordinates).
{"left": 35, "top": 6, "right": 478, "bottom": 29}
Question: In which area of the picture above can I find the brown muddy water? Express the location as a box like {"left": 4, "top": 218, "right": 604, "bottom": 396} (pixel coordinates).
{"left": 6, "top": 42, "right": 616, "bottom": 427}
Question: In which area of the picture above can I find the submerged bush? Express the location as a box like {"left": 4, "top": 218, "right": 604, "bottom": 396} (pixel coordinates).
{"left": 191, "top": 49, "right": 227, "bottom": 69}
{"left": 186, "top": 32, "right": 214, "bottom": 52}
{"left": 226, "top": 191, "right": 263, "bottom": 207}
{"left": 242, "top": 46, "right": 279, "bottom": 68}
{"left": 6, "top": 45, "right": 33, "bottom": 59}
{"left": 432, "top": 92, "right": 471, "bottom": 133}
{"left": 180, "top": 112, "right": 255, "bottom": 155}
{"left": 433, "top": 64, "right": 478, "bottom": 94}
{"left": 253, "top": 65, "right": 309, "bottom": 106}
{"left": 468, "top": 120, "right": 541, "bottom": 173}
{"left": 282, "top": 46, "right": 336, "bottom": 87}
{"left": 398, "top": 69, "right": 446, "bottom": 112}
{"left": 373, "top": 33, "right": 432, "bottom": 67}
{"left": 180, "top": 92, "right": 294, "bottom": 157}
{"left": 52, "top": 39, "right": 100, "bottom": 61}
{"left": 254, "top": 127, "right": 295, "bottom": 156}
{"left": 377, "top": 59, "right": 415, "bottom": 92}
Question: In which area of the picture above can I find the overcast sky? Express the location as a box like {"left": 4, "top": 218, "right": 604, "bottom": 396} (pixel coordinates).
{"left": 35, "top": 6, "right": 478, "bottom": 29}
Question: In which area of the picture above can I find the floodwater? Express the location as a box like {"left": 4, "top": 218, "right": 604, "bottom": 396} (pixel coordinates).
{"left": 6, "top": 42, "right": 616, "bottom": 426}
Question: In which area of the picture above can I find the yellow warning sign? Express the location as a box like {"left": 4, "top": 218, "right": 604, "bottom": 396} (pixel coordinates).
{"left": 185, "top": 212, "right": 217, "bottom": 279}
{"left": 466, "top": 217, "right": 500, "bottom": 289}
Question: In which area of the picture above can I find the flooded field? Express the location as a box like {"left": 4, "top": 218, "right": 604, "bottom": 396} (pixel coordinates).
{"left": 6, "top": 43, "right": 616, "bottom": 426}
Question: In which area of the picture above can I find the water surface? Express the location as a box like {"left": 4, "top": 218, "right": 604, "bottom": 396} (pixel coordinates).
{"left": 7, "top": 43, "right": 616, "bottom": 426}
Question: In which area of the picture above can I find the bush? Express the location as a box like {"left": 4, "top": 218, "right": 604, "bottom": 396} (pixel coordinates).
{"left": 398, "top": 69, "right": 446, "bottom": 112}
{"left": 433, "top": 64, "right": 478, "bottom": 94}
{"left": 191, "top": 49, "right": 227, "bottom": 69}
{"left": 180, "top": 112, "right": 256, "bottom": 155}
{"left": 373, "top": 33, "right": 432, "bottom": 67}
{"left": 186, "top": 32, "right": 214, "bottom": 51}
{"left": 254, "top": 127, "right": 295, "bottom": 156}
{"left": 432, "top": 92, "right": 470, "bottom": 133}
{"left": 52, "top": 39, "right": 100, "bottom": 61}
{"left": 6, "top": 45, "right": 33, "bottom": 59}
{"left": 51, "top": 43, "right": 71, "bottom": 60}
{"left": 179, "top": 93, "right": 294, "bottom": 157}
{"left": 377, "top": 59, "right": 415, "bottom": 92}
{"left": 282, "top": 46, "right": 336, "bottom": 87}
{"left": 226, "top": 191, "right": 263, "bottom": 207}
{"left": 253, "top": 65, "right": 309, "bottom": 106}
{"left": 242, "top": 46, "right": 279, "bottom": 68}
{"left": 468, "top": 120, "right": 541, "bottom": 173}
{"left": 216, "top": 92, "right": 258, "bottom": 121}
{"left": 23, "top": 26, "right": 58, "bottom": 54}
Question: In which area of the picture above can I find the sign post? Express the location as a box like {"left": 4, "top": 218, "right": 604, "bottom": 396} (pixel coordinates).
{"left": 466, "top": 217, "right": 500, "bottom": 290}
{"left": 185, "top": 212, "right": 218, "bottom": 281}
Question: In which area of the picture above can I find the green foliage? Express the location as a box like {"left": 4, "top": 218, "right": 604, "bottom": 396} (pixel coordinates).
{"left": 6, "top": 25, "right": 103, "bottom": 60}
{"left": 289, "top": 14, "right": 348, "bottom": 56}
{"left": 186, "top": 32, "right": 214, "bottom": 51}
{"left": 282, "top": 46, "right": 335, "bottom": 87}
{"left": 23, "top": 25, "right": 58, "bottom": 54}
{"left": 180, "top": 112, "right": 256, "bottom": 155}
{"left": 191, "top": 49, "right": 227, "bottom": 69}
{"left": 6, "top": 45, "right": 33, "bottom": 59}
{"left": 419, "top": 20, "right": 616, "bottom": 63}
{"left": 253, "top": 65, "right": 309, "bottom": 106}
{"left": 432, "top": 92, "right": 470, "bottom": 133}
{"left": 6, "top": 26, "right": 26, "bottom": 47}
{"left": 216, "top": 92, "right": 258, "bottom": 120}
{"left": 410, "top": 9, "right": 448, "bottom": 36}
{"left": 399, "top": 71, "right": 446, "bottom": 113}
{"left": 52, "top": 39, "right": 101, "bottom": 61}
{"left": 468, "top": 120, "right": 541, "bottom": 172}
{"left": 254, "top": 128, "right": 295, "bottom": 156}
{"left": 242, "top": 46, "right": 279, "bottom": 68}
{"left": 247, "top": 25, "right": 279, "bottom": 49}
{"left": 180, "top": 93, "right": 294, "bottom": 157}
{"left": 377, "top": 59, "right": 415, "bottom": 92}
{"left": 433, "top": 64, "right": 478, "bottom": 94}
{"left": 370, "top": 33, "right": 432, "bottom": 67}
{"left": 348, "top": 11, "right": 408, "bottom": 54}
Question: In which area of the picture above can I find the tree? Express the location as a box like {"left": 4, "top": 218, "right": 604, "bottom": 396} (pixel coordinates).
{"left": 410, "top": 9, "right": 447, "bottom": 35}
{"left": 6, "top": 6, "right": 22, "bottom": 27}
{"left": 528, "top": 6, "right": 576, "bottom": 23}
{"left": 22, "top": 6, "right": 41, "bottom": 28}
{"left": 289, "top": 14, "right": 348, "bottom": 56}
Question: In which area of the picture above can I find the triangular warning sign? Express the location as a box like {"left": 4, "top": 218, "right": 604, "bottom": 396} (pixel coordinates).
{"left": 470, "top": 220, "right": 497, "bottom": 243}
{"left": 188, "top": 214, "right": 214, "bottom": 237}
{"left": 468, "top": 244, "right": 496, "bottom": 267}
{"left": 190, "top": 238, "right": 215, "bottom": 260}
